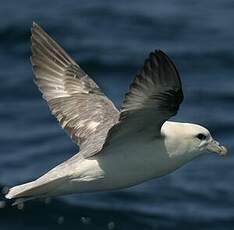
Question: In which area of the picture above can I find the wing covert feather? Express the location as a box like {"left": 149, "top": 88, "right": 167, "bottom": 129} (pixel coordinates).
{"left": 104, "top": 50, "right": 184, "bottom": 145}
{"left": 31, "top": 23, "right": 119, "bottom": 157}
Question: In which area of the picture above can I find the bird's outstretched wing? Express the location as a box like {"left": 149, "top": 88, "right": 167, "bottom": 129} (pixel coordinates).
{"left": 31, "top": 23, "right": 119, "bottom": 157}
{"left": 104, "top": 50, "right": 183, "bottom": 145}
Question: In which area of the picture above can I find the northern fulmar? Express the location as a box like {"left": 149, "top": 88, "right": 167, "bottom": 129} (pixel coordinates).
{"left": 5, "top": 23, "right": 228, "bottom": 204}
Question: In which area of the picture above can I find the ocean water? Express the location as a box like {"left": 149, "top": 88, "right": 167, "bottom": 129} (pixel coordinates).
{"left": 0, "top": 0, "right": 234, "bottom": 229}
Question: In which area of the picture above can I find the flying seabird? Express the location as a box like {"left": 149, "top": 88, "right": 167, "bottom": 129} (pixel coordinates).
{"left": 5, "top": 23, "right": 228, "bottom": 204}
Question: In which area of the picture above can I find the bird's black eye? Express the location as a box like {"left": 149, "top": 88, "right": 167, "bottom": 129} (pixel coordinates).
{"left": 196, "top": 133, "right": 206, "bottom": 140}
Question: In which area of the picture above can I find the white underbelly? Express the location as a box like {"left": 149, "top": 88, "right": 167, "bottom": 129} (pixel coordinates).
{"left": 58, "top": 139, "right": 180, "bottom": 194}
{"left": 96, "top": 143, "right": 174, "bottom": 188}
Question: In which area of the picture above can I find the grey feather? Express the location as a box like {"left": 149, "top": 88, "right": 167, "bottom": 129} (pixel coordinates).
{"left": 31, "top": 23, "right": 183, "bottom": 158}
{"left": 104, "top": 50, "right": 184, "bottom": 144}
{"left": 31, "top": 23, "right": 119, "bottom": 158}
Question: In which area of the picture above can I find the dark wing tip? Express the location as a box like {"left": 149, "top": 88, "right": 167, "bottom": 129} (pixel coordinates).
{"left": 124, "top": 49, "right": 184, "bottom": 113}
{"left": 154, "top": 49, "right": 184, "bottom": 105}
{"left": 154, "top": 49, "right": 182, "bottom": 86}
{"left": 140, "top": 49, "right": 183, "bottom": 87}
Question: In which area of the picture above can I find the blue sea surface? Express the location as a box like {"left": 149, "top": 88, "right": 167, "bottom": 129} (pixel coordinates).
{"left": 0, "top": 1, "right": 234, "bottom": 229}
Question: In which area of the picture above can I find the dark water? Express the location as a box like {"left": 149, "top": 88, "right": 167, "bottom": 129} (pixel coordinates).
{"left": 0, "top": 1, "right": 234, "bottom": 229}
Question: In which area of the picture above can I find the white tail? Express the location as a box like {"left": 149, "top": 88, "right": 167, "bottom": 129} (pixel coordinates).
{"left": 5, "top": 175, "right": 67, "bottom": 202}
{"left": 5, "top": 180, "right": 43, "bottom": 199}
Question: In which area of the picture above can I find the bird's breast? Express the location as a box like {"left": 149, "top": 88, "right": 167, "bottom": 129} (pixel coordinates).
{"left": 92, "top": 138, "right": 176, "bottom": 189}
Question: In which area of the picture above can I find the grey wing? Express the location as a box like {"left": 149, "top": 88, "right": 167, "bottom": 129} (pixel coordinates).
{"left": 104, "top": 50, "right": 183, "bottom": 144}
{"left": 31, "top": 22, "right": 119, "bottom": 158}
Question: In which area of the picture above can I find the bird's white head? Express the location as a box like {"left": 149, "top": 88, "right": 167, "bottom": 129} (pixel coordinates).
{"left": 162, "top": 121, "right": 228, "bottom": 160}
